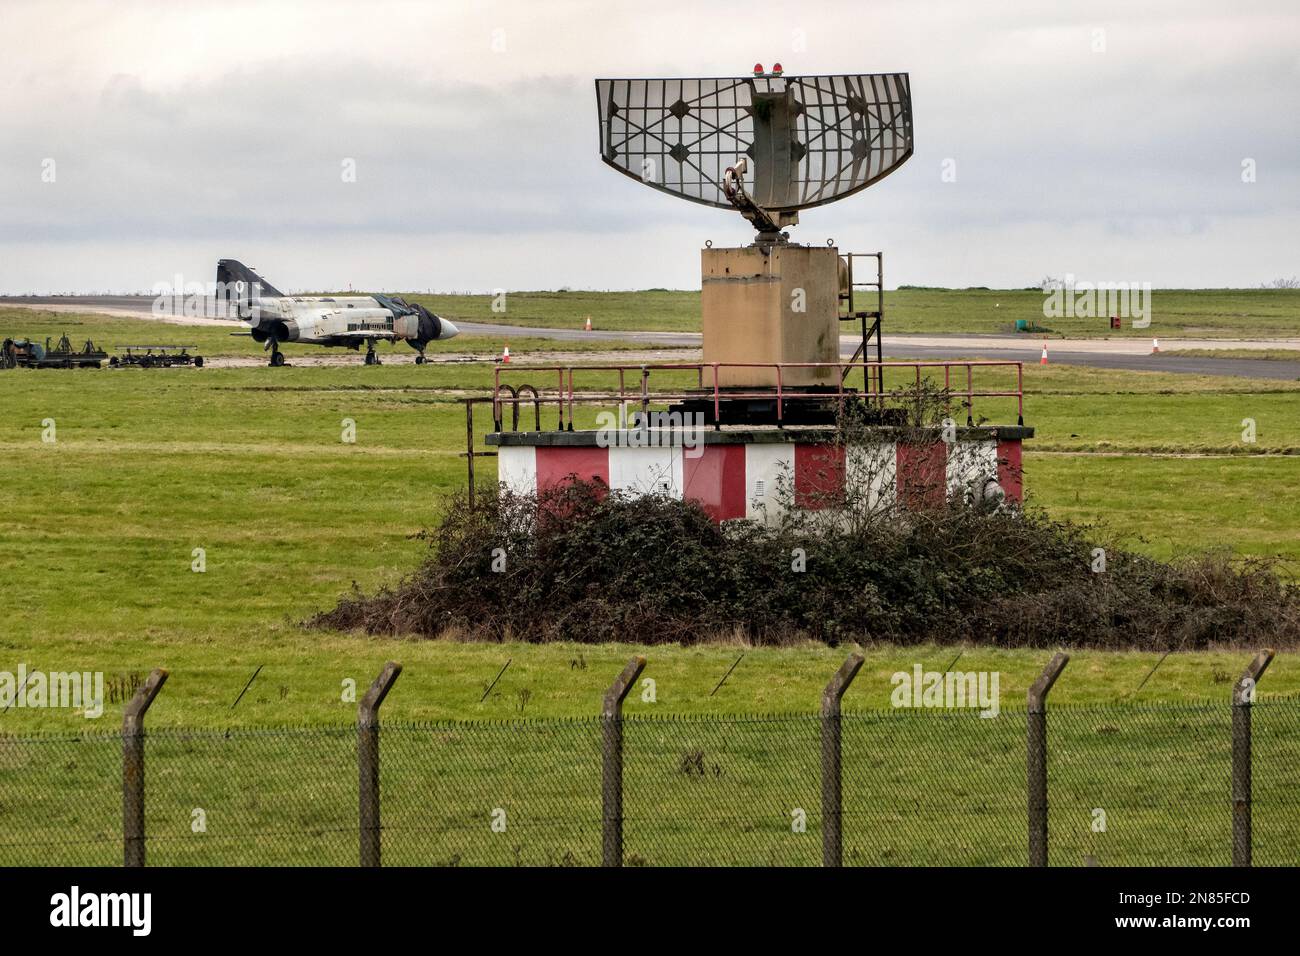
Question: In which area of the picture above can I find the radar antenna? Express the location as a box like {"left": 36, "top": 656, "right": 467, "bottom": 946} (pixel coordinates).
{"left": 591, "top": 66, "right": 913, "bottom": 415}
{"left": 595, "top": 71, "right": 913, "bottom": 239}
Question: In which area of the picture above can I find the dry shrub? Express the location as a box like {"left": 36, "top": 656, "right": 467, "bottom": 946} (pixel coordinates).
{"left": 310, "top": 481, "right": 1300, "bottom": 649}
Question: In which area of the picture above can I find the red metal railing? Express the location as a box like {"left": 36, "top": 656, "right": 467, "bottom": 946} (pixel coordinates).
{"left": 492, "top": 360, "right": 1024, "bottom": 431}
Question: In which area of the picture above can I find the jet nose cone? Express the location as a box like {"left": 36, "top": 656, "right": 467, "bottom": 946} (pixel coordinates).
{"left": 439, "top": 317, "right": 459, "bottom": 340}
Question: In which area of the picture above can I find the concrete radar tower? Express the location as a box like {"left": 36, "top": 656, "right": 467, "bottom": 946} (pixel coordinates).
{"left": 595, "top": 67, "right": 913, "bottom": 406}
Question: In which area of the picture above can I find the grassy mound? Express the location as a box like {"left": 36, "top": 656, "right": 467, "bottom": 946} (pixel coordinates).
{"left": 312, "top": 481, "right": 1300, "bottom": 649}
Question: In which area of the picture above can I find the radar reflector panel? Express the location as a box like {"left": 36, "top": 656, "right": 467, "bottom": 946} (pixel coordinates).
{"left": 595, "top": 73, "right": 913, "bottom": 228}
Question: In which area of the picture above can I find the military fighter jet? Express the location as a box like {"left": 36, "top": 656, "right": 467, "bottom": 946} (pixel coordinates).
{"left": 216, "top": 259, "right": 459, "bottom": 366}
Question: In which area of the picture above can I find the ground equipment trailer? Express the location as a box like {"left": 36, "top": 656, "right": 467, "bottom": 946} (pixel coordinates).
{"left": 110, "top": 345, "right": 204, "bottom": 368}
{"left": 0, "top": 333, "right": 108, "bottom": 369}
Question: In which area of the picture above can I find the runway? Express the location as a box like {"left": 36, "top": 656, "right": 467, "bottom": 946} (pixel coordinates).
{"left": 3, "top": 296, "right": 1299, "bottom": 380}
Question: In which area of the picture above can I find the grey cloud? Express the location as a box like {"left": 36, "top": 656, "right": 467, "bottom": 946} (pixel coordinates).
{"left": 0, "top": 0, "right": 1296, "bottom": 291}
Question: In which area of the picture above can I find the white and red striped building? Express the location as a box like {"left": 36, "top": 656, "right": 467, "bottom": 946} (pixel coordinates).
{"left": 490, "top": 426, "right": 1029, "bottom": 522}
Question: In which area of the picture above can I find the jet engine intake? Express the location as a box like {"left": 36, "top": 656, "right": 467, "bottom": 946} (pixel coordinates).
{"left": 266, "top": 319, "right": 299, "bottom": 342}
{"left": 415, "top": 304, "right": 442, "bottom": 343}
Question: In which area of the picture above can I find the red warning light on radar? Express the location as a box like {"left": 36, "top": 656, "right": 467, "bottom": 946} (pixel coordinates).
{"left": 753, "top": 63, "right": 763, "bottom": 76}
{"left": 771, "top": 63, "right": 783, "bottom": 75}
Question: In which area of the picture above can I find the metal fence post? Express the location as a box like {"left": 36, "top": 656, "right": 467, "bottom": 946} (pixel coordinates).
{"left": 821, "top": 652, "right": 864, "bottom": 867}
{"left": 358, "top": 661, "right": 402, "bottom": 868}
{"left": 123, "top": 668, "right": 168, "bottom": 868}
{"left": 1027, "top": 652, "right": 1068, "bottom": 867}
{"left": 602, "top": 655, "right": 646, "bottom": 867}
{"left": 1232, "top": 648, "right": 1274, "bottom": 867}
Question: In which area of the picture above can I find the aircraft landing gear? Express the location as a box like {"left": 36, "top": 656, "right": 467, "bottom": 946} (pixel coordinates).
{"left": 364, "top": 340, "right": 382, "bottom": 366}
{"left": 268, "top": 342, "right": 285, "bottom": 367}
{"left": 414, "top": 349, "right": 427, "bottom": 365}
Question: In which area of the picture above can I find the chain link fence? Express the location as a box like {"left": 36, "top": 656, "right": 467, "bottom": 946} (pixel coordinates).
{"left": 1, "top": 663, "right": 1296, "bottom": 867}
{"left": 380, "top": 719, "right": 601, "bottom": 866}
{"left": 145, "top": 726, "right": 358, "bottom": 866}
{"left": 0, "top": 730, "right": 121, "bottom": 866}
{"left": 842, "top": 708, "right": 1027, "bottom": 866}
{"left": 1249, "top": 697, "right": 1300, "bottom": 867}
{"left": 1048, "top": 701, "right": 1230, "bottom": 866}
{"left": 623, "top": 713, "right": 822, "bottom": 866}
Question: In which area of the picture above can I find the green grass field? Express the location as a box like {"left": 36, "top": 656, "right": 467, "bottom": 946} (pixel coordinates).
{"left": 2, "top": 303, "right": 1299, "bottom": 867}
{"left": 1164, "top": 348, "right": 1300, "bottom": 361}
{"left": 1, "top": 306, "right": 1298, "bottom": 735}
{"left": 387, "top": 287, "right": 1300, "bottom": 339}
{"left": 11, "top": 286, "right": 1300, "bottom": 341}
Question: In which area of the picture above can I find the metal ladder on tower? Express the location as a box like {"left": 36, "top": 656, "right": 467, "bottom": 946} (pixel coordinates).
{"left": 839, "top": 251, "right": 885, "bottom": 405}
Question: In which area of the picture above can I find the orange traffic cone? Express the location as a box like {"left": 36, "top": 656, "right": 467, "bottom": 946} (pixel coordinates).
{"left": 1151, "top": 338, "right": 1160, "bottom": 354}
{"left": 501, "top": 342, "right": 511, "bottom": 364}
{"left": 584, "top": 316, "right": 592, "bottom": 331}
{"left": 1039, "top": 341, "right": 1049, "bottom": 365}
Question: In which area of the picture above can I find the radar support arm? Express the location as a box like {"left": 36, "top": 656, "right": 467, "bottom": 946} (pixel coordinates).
{"left": 723, "top": 158, "right": 795, "bottom": 241}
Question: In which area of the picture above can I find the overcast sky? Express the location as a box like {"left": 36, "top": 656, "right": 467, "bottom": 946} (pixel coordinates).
{"left": 1, "top": 0, "right": 1296, "bottom": 293}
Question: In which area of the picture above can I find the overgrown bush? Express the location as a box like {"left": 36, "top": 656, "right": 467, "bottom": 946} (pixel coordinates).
{"left": 311, "top": 481, "right": 1300, "bottom": 649}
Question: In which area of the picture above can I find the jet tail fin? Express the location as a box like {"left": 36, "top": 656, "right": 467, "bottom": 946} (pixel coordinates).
{"left": 216, "top": 259, "right": 282, "bottom": 301}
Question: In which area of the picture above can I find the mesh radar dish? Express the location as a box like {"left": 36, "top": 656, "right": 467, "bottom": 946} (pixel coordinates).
{"left": 595, "top": 72, "right": 913, "bottom": 237}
